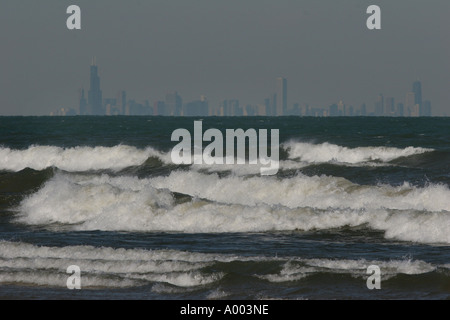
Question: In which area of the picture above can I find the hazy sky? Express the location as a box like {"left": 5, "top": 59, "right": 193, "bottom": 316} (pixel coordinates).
{"left": 0, "top": 0, "right": 449, "bottom": 115}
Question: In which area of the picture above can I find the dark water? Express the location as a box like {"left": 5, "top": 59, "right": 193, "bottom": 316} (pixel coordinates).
{"left": 0, "top": 116, "right": 449, "bottom": 300}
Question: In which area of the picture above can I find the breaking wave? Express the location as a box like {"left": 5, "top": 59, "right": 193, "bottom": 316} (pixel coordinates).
{"left": 150, "top": 171, "right": 450, "bottom": 212}
{"left": 0, "top": 145, "right": 170, "bottom": 172}
{"left": 258, "top": 258, "right": 436, "bottom": 283}
{"left": 283, "top": 141, "right": 433, "bottom": 164}
{"left": 0, "top": 241, "right": 441, "bottom": 288}
{"left": 14, "top": 172, "right": 450, "bottom": 244}
{"left": 0, "top": 141, "right": 434, "bottom": 173}
{"left": 0, "top": 241, "right": 223, "bottom": 288}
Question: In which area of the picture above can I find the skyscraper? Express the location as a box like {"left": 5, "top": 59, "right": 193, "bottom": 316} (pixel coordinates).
{"left": 422, "top": 100, "right": 432, "bottom": 117}
{"left": 375, "top": 94, "right": 384, "bottom": 116}
{"left": 165, "top": 92, "right": 182, "bottom": 116}
{"left": 276, "top": 77, "right": 287, "bottom": 116}
{"left": 360, "top": 103, "right": 367, "bottom": 116}
{"left": 265, "top": 93, "right": 277, "bottom": 116}
{"left": 88, "top": 58, "right": 103, "bottom": 115}
{"left": 79, "top": 88, "right": 87, "bottom": 115}
{"left": 337, "top": 100, "right": 345, "bottom": 116}
{"left": 405, "top": 92, "right": 417, "bottom": 117}
{"left": 153, "top": 101, "right": 165, "bottom": 116}
{"left": 385, "top": 97, "right": 395, "bottom": 116}
{"left": 183, "top": 97, "right": 209, "bottom": 117}
{"left": 328, "top": 103, "right": 338, "bottom": 116}
{"left": 121, "top": 91, "right": 127, "bottom": 115}
{"left": 413, "top": 81, "right": 422, "bottom": 108}
{"left": 396, "top": 103, "right": 404, "bottom": 117}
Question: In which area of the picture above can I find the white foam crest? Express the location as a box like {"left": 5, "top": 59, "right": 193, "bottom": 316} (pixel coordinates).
{"left": 15, "top": 173, "right": 372, "bottom": 233}
{"left": 0, "top": 241, "right": 441, "bottom": 288}
{"left": 192, "top": 159, "right": 308, "bottom": 176}
{"left": 150, "top": 283, "right": 201, "bottom": 294}
{"left": 0, "top": 240, "right": 219, "bottom": 264}
{"left": 257, "top": 262, "right": 312, "bottom": 283}
{"left": 130, "top": 271, "right": 224, "bottom": 287}
{"left": 260, "top": 258, "right": 436, "bottom": 283}
{"left": 0, "top": 241, "right": 228, "bottom": 288}
{"left": 15, "top": 174, "right": 306, "bottom": 232}
{"left": 0, "top": 145, "right": 170, "bottom": 172}
{"left": 0, "top": 271, "right": 139, "bottom": 288}
{"left": 15, "top": 173, "right": 450, "bottom": 243}
{"left": 302, "top": 258, "right": 435, "bottom": 275}
{"left": 370, "top": 210, "right": 450, "bottom": 244}
{"left": 283, "top": 141, "right": 432, "bottom": 164}
{"left": 17, "top": 173, "right": 175, "bottom": 226}
{"left": 0, "top": 257, "right": 209, "bottom": 275}
{"left": 150, "top": 170, "right": 450, "bottom": 213}
{"left": 206, "top": 288, "right": 230, "bottom": 300}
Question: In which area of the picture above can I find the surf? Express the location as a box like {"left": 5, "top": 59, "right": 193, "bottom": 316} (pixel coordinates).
{"left": 0, "top": 145, "right": 170, "bottom": 172}
{"left": 283, "top": 141, "right": 433, "bottom": 164}
{"left": 14, "top": 172, "right": 450, "bottom": 244}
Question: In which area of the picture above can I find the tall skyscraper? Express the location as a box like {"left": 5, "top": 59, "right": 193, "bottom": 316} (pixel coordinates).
{"left": 396, "top": 103, "right": 404, "bottom": 117}
{"left": 337, "top": 100, "right": 345, "bottom": 116}
{"left": 153, "top": 101, "right": 165, "bottom": 116}
{"left": 268, "top": 93, "right": 277, "bottom": 116}
{"left": 88, "top": 58, "right": 103, "bottom": 115}
{"left": 405, "top": 92, "right": 417, "bottom": 117}
{"left": 360, "top": 103, "right": 367, "bottom": 116}
{"left": 264, "top": 98, "right": 271, "bottom": 116}
{"left": 375, "top": 94, "right": 384, "bottom": 116}
{"left": 79, "top": 88, "right": 87, "bottom": 115}
{"left": 165, "top": 92, "right": 182, "bottom": 116}
{"left": 385, "top": 97, "right": 395, "bottom": 116}
{"left": 229, "top": 99, "right": 240, "bottom": 116}
{"left": 275, "top": 77, "right": 287, "bottom": 116}
{"left": 422, "top": 100, "right": 432, "bottom": 116}
{"left": 413, "top": 80, "right": 422, "bottom": 108}
{"left": 413, "top": 80, "right": 424, "bottom": 116}
{"left": 121, "top": 91, "right": 127, "bottom": 115}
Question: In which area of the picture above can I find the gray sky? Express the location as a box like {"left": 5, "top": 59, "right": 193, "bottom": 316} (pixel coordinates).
{"left": 0, "top": 0, "right": 449, "bottom": 115}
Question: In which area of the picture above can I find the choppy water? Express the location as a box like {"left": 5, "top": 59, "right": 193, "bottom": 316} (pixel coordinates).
{"left": 0, "top": 116, "right": 449, "bottom": 300}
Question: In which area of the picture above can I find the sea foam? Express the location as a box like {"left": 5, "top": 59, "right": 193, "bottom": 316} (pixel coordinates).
{"left": 0, "top": 142, "right": 433, "bottom": 173}
{"left": 0, "top": 145, "right": 170, "bottom": 172}
{"left": 0, "top": 241, "right": 223, "bottom": 288}
{"left": 15, "top": 172, "right": 450, "bottom": 243}
{"left": 0, "top": 241, "right": 439, "bottom": 288}
{"left": 283, "top": 141, "right": 432, "bottom": 164}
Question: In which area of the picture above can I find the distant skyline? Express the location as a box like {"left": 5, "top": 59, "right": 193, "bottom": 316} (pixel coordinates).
{"left": 1, "top": 1, "right": 449, "bottom": 116}
{"left": 53, "top": 59, "right": 430, "bottom": 117}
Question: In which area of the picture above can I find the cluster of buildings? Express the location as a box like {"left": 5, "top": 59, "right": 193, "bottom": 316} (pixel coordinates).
{"left": 370, "top": 81, "right": 432, "bottom": 117}
{"left": 50, "top": 61, "right": 432, "bottom": 117}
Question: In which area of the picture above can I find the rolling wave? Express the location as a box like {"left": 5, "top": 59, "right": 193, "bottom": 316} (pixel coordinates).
{"left": 0, "top": 145, "right": 170, "bottom": 172}
{"left": 150, "top": 171, "right": 450, "bottom": 212}
{"left": 14, "top": 172, "right": 450, "bottom": 243}
{"left": 283, "top": 141, "right": 433, "bottom": 164}
{"left": 0, "top": 241, "right": 442, "bottom": 288}
{"left": 258, "top": 258, "right": 437, "bottom": 283}
{"left": 0, "top": 241, "right": 222, "bottom": 288}
{"left": 0, "top": 142, "right": 434, "bottom": 173}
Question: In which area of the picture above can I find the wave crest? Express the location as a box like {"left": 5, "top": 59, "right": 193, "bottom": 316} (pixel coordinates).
{"left": 0, "top": 145, "right": 169, "bottom": 172}
{"left": 283, "top": 141, "right": 432, "bottom": 164}
{"left": 15, "top": 172, "right": 450, "bottom": 243}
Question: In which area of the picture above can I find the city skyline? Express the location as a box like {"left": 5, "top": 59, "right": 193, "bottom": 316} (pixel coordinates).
{"left": 1, "top": 1, "right": 449, "bottom": 116}
{"left": 52, "top": 60, "right": 433, "bottom": 117}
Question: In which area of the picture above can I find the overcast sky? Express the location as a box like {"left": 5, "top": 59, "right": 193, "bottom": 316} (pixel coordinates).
{"left": 0, "top": 0, "right": 449, "bottom": 115}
